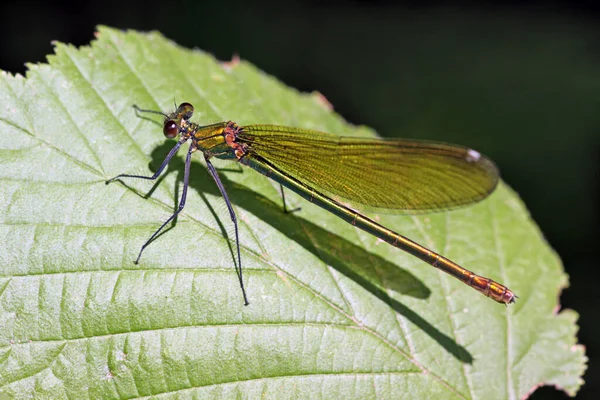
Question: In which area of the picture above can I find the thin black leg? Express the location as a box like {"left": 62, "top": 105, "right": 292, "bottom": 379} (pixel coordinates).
{"left": 204, "top": 154, "right": 250, "bottom": 306}
{"left": 133, "top": 104, "right": 168, "bottom": 118}
{"left": 133, "top": 145, "right": 193, "bottom": 264}
{"left": 105, "top": 138, "right": 185, "bottom": 184}
{"left": 280, "top": 184, "right": 301, "bottom": 214}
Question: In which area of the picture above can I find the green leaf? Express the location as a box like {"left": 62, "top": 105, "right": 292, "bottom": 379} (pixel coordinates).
{"left": 0, "top": 26, "right": 586, "bottom": 399}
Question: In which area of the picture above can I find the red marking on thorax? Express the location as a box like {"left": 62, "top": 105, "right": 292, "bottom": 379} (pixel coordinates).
{"left": 224, "top": 122, "right": 247, "bottom": 159}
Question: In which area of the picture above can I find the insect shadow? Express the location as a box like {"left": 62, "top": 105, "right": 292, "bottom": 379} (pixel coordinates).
{"left": 135, "top": 140, "right": 473, "bottom": 364}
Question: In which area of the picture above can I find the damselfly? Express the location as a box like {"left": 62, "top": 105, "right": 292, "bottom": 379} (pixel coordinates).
{"left": 106, "top": 102, "right": 516, "bottom": 306}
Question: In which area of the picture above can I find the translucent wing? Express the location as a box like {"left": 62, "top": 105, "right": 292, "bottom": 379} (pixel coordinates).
{"left": 238, "top": 125, "right": 499, "bottom": 213}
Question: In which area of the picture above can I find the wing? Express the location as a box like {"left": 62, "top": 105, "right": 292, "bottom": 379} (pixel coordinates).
{"left": 238, "top": 125, "right": 499, "bottom": 213}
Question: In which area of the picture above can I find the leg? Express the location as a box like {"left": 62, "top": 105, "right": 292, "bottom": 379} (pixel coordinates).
{"left": 280, "top": 184, "right": 301, "bottom": 214}
{"left": 105, "top": 138, "right": 185, "bottom": 184}
{"left": 204, "top": 154, "right": 250, "bottom": 306}
{"left": 134, "top": 144, "right": 193, "bottom": 264}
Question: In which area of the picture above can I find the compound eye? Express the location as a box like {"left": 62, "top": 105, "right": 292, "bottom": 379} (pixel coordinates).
{"left": 178, "top": 102, "right": 194, "bottom": 120}
{"left": 163, "top": 120, "right": 179, "bottom": 139}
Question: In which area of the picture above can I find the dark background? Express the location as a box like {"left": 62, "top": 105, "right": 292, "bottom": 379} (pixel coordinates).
{"left": 1, "top": 0, "right": 597, "bottom": 398}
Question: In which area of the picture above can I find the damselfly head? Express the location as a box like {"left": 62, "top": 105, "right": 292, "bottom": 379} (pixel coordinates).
{"left": 161, "top": 103, "right": 195, "bottom": 139}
